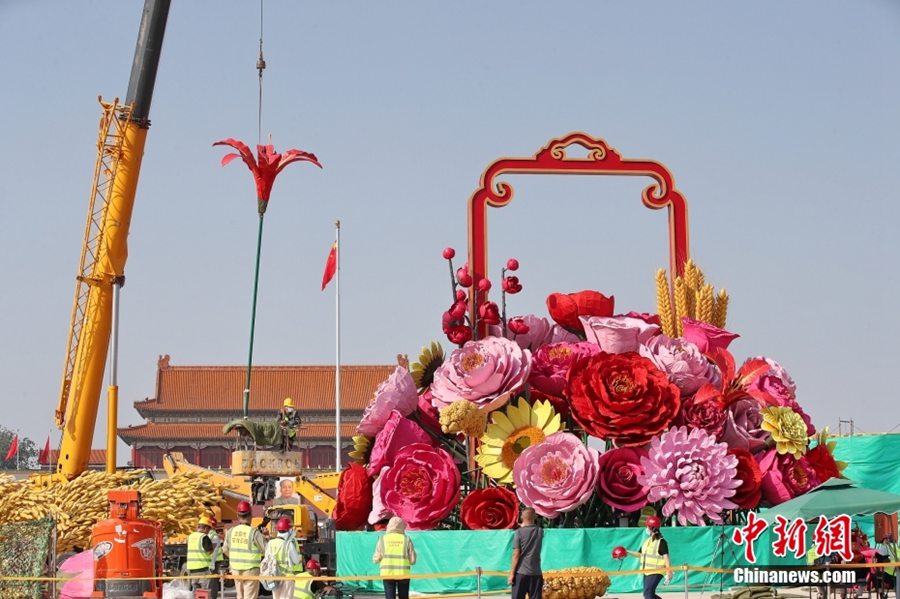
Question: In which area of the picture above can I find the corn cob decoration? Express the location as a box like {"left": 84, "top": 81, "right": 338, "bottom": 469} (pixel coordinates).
{"left": 543, "top": 567, "right": 612, "bottom": 599}
{"left": 0, "top": 470, "right": 226, "bottom": 553}
{"left": 655, "top": 259, "right": 729, "bottom": 336}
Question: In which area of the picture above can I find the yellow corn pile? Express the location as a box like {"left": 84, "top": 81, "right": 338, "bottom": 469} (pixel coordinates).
{"left": 0, "top": 470, "right": 225, "bottom": 553}
{"left": 543, "top": 566, "right": 612, "bottom": 599}
{"left": 656, "top": 259, "right": 729, "bottom": 337}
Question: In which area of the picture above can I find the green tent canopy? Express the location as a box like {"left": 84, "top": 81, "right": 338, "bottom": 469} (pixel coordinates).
{"left": 760, "top": 478, "right": 900, "bottom": 523}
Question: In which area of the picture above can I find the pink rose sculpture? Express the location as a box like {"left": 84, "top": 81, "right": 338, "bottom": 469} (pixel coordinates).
{"left": 738, "top": 357, "right": 814, "bottom": 436}
{"left": 676, "top": 385, "right": 727, "bottom": 438}
{"left": 367, "top": 410, "right": 434, "bottom": 476}
{"left": 430, "top": 336, "right": 532, "bottom": 412}
{"left": 758, "top": 449, "right": 819, "bottom": 506}
{"left": 640, "top": 335, "right": 721, "bottom": 396}
{"left": 681, "top": 318, "right": 739, "bottom": 354}
{"left": 513, "top": 432, "right": 600, "bottom": 518}
{"left": 357, "top": 365, "right": 418, "bottom": 436}
{"left": 529, "top": 342, "right": 601, "bottom": 398}
{"left": 596, "top": 447, "right": 650, "bottom": 512}
{"left": 720, "top": 398, "right": 770, "bottom": 453}
{"left": 416, "top": 389, "right": 443, "bottom": 435}
{"left": 638, "top": 426, "right": 739, "bottom": 525}
{"left": 380, "top": 443, "right": 460, "bottom": 529}
{"left": 580, "top": 315, "right": 660, "bottom": 354}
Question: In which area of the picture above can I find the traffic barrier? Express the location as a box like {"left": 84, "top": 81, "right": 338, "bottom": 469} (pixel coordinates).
{"left": 2, "top": 561, "right": 898, "bottom": 599}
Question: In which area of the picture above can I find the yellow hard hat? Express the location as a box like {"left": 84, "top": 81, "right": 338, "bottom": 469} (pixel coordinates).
{"left": 283, "top": 397, "right": 295, "bottom": 408}
{"left": 198, "top": 515, "right": 212, "bottom": 527}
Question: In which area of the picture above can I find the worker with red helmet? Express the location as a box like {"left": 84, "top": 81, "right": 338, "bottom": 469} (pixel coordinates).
{"left": 263, "top": 516, "right": 302, "bottom": 599}
{"left": 625, "top": 515, "right": 672, "bottom": 599}
{"left": 224, "top": 500, "right": 267, "bottom": 599}
{"left": 187, "top": 515, "right": 221, "bottom": 599}
{"left": 291, "top": 558, "right": 321, "bottom": 599}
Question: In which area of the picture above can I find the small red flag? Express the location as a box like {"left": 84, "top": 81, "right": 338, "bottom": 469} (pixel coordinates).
{"left": 321, "top": 242, "right": 337, "bottom": 290}
{"left": 38, "top": 436, "right": 51, "bottom": 465}
{"left": 4, "top": 435, "right": 18, "bottom": 461}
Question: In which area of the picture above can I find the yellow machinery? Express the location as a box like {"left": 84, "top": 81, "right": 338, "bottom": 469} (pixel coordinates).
{"left": 53, "top": 0, "right": 171, "bottom": 480}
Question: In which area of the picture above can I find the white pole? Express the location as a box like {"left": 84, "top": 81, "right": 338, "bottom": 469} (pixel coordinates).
{"left": 335, "top": 220, "right": 342, "bottom": 471}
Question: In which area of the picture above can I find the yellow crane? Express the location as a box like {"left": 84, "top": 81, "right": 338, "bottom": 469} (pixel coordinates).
{"left": 53, "top": 0, "right": 170, "bottom": 480}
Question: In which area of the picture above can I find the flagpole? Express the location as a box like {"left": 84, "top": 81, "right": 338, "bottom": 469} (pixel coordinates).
{"left": 335, "top": 220, "right": 342, "bottom": 471}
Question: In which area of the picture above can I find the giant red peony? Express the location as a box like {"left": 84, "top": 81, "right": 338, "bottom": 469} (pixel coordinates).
{"left": 728, "top": 448, "right": 763, "bottom": 509}
{"left": 460, "top": 487, "right": 519, "bottom": 530}
{"left": 566, "top": 352, "right": 681, "bottom": 446}
{"left": 380, "top": 443, "right": 460, "bottom": 530}
{"left": 546, "top": 291, "right": 614, "bottom": 334}
{"left": 333, "top": 463, "right": 373, "bottom": 531}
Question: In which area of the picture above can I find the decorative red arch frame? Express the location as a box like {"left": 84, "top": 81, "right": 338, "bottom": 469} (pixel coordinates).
{"left": 466, "top": 132, "right": 690, "bottom": 334}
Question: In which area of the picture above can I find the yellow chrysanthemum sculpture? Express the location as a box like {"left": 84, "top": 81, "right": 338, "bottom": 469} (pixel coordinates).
{"left": 348, "top": 435, "right": 372, "bottom": 465}
{"left": 761, "top": 406, "right": 809, "bottom": 458}
{"left": 476, "top": 397, "right": 562, "bottom": 484}
{"left": 440, "top": 399, "right": 486, "bottom": 438}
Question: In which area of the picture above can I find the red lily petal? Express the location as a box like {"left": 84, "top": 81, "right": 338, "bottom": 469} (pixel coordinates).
{"left": 220, "top": 153, "right": 241, "bottom": 166}
{"left": 277, "top": 149, "right": 322, "bottom": 173}
{"left": 214, "top": 138, "right": 258, "bottom": 174}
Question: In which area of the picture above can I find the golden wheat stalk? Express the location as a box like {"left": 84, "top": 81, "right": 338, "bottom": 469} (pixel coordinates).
{"left": 713, "top": 288, "right": 729, "bottom": 328}
{"left": 698, "top": 284, "right": 714, "bottom": 323}
{"left": 674, "top": 277, "right": 688, "bottom": 336}
{"left": 655, "top": 269, "right": 676, "bottom": 337}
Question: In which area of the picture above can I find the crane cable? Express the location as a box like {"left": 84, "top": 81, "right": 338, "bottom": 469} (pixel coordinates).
{"left": 256, "top": 0, "right": 266, "bottom": 145}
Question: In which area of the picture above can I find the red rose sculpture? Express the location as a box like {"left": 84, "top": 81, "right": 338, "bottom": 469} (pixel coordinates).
{"left": 596, "top": 447, "right": 650, "bottom": 512}
{"left": 567, "top": 352, "right": 681, "bottom": 446}
{"left": 728, "top": 448, "right": 763, "bottom": 509}
{"left": 804, "top": 443, "right": 841, "bottom": 484}
{"left": 380, "top": 443, "right": 460, "bottom": 529}
{"left": 333, "top": 463, "right": 373, "bottom": 531}
{"left": 546, "top": 291, "right": 615, "bottom": 334}
{"left": 460, "top": 487, "right": 519, "bottom": 530}
{"left": 676, "top": 384, "right": 727, "bottom": 438}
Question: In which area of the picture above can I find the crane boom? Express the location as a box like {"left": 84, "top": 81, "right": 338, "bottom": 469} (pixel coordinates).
{"left": 55, "top": 0, "right": 171, "bottom": 480}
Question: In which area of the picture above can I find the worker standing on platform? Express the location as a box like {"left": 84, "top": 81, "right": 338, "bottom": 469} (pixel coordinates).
{"left": 187, "top": 515, "right": 220, "bottom": 599}
{"left": 373, "top": 516, "right": 417, "bottom": 599}
{"left": 224, "top": 501, "right": 267, "bottom": 599}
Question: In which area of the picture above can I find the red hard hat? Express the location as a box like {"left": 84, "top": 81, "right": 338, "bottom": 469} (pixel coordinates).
{"left": 237, "top": 501, "right": 252, "bottom": 515}
{"left": 306, "top": 559, "right": 321, "bottom": 570}
{"left": 276, "top": 517, "right": 292, "bottom": 532}
{"left": 208, "top": 516, "right": 217, "bottom": 527}
{"left": 646, "top": 516, "right": 661, "bottom": 529}
{"left": 612, "top": 546, "right": 627, "bottom": 560}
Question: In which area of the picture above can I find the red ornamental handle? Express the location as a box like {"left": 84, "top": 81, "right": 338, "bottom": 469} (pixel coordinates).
{"left": 466, "top": 132, "right": 690, "bottom": 336}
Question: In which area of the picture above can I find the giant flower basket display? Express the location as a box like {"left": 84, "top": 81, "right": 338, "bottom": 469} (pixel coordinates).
{"left": 334, "top": 134, "right": 843, "bottom": 531}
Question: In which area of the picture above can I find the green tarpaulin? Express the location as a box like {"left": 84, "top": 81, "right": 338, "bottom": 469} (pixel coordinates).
{"left": 832, "top": 434, "right": 900, "bottom": 495}
{"left": 337, "top": 526, "right": 801, "bottom": 594}
{"left": 760, "top": 478, "right": 900, "bottom": 523}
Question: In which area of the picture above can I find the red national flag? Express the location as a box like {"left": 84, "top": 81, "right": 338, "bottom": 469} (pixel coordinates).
{"left": 321, "top": 242, "right": 337, "bottom": 290}
{"left": 38, "top": 436, "right": 51, "bottom": 465}
{"left": 4, "top": 435, "right": 18, "bottom": 461}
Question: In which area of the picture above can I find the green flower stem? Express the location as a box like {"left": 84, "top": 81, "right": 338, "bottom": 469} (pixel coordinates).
{"left": 243, "top": 212, "right": 266, "bottom": 418}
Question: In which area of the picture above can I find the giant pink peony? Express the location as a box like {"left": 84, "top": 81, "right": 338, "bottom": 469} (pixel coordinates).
{"left": 367, "top": 410, "right": 433, "bottom": 476}
{"left": 676, "top": 385, "right": 727, "bottom": 438}
{"left": 720, "top": 398, "right": 770, "bottom": 453}
{"left": 681, "top": 318, "right": 739, "bottom": 354}
{"left": 758, "top": 449, "right": 819, "bottom": 506}
{"left": 596, "top": 447, "right": 649, "bottom": 512}
{"left": 638, "top": 426, "right": 739, "bottom": 525}
{"left": 738, "top": 357, "right": 814, "bottom": 436}
{"left": 640, "top": 335, "right": 720, "bottom": 396}
{"left": 357, "top": 365, "right": 418, "bottom": 436}
{"left": 529, "top": 342, "right": 601, "bottom": 398}
{"left": 513, "top": 432, "right": 600, "bottom": 518}
{"left": 380, "top": 443, "right": 460, "bottom": 529}
{"left": 430, "top": 336, "right": 531, "bottom": 412}
{"left": 580, "top": 315, "right": 660, "bottom": 354}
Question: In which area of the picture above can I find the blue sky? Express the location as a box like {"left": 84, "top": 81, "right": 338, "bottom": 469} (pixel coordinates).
{"left": 1, "top": 1, "right": 898, "bottom": 456}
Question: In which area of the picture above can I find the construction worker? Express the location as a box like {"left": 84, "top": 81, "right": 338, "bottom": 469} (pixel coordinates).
{"left": 373, "top": 516, "right": 416, "bottom": 599}
{"left": 278, "top": 397, "right": 301, "bottom": 451}
{"left": 626, "top": 516, "right": 671, "bottom": 599}
{"left": 292, "top": 559, "right": 320, "bottom": 599}
{"left": 875, "top": 531, "right": 898, "bottom": 588}
{"left": 265, "top": 517, "right": 302, "bottom": 599}
{"left": 224, "top": 500, "right": 267, "bottom": 599}
{"left": 187, "top": 515, "right": 220, "bottom": 599}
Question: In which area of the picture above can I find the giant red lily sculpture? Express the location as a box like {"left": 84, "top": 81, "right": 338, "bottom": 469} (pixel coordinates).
{"left": 214, "top": 138, "right": 322, "bottom": 417}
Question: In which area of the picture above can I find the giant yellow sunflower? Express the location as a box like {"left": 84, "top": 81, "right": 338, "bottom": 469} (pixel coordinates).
{"left": 475, "top": 397, "right": 562, "bottom": 484}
